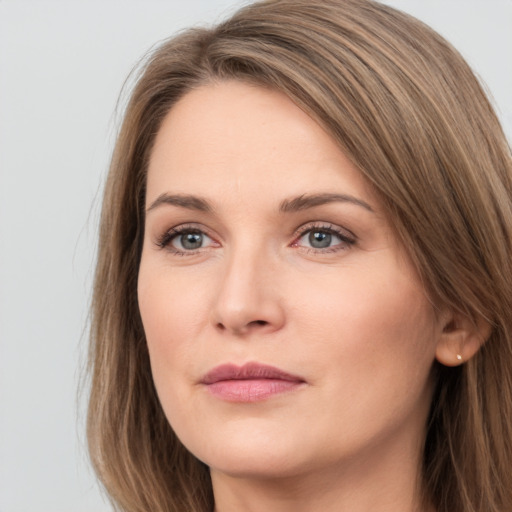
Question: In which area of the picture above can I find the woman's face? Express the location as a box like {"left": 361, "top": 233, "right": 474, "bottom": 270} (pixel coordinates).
{"left": 138, "top": 81, "right": 447, "bottom": 480}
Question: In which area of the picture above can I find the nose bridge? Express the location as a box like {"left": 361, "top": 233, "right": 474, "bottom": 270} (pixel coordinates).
{"left": 212, "top": 237, "right": 284, "bottom": 335}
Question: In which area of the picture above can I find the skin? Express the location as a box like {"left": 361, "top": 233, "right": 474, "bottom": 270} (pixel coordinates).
{"left": 138, "top": 81, "right": 454, "bottom": 512}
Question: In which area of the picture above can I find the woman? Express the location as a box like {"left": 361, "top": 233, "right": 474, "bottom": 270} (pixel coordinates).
{"left": 87, "top": 1, "right": 512, "bottom": 511}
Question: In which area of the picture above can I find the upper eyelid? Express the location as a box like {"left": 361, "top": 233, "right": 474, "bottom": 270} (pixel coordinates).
{"left": 158, "top": 220, "right": 354, "bottom": 236}
{"left": 153, "top": 220, "right": 357, "bottom": 250}
{"left": 293, "top": 222, "right": 356, "bottom": 240}
{"left": 160, "top": 222, "right": 215, "bottom": 238}
{"left": 154, "top": 223, "right": 214, "bottom": 249}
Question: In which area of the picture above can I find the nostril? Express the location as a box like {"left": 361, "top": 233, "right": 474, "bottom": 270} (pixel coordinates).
{"left": 214, "top": 319, "right": 271, "bottom": 334}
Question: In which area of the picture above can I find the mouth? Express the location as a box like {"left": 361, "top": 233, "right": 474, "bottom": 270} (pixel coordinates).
{"left": 200, "top": 362, "right": 306, "bottom": 403}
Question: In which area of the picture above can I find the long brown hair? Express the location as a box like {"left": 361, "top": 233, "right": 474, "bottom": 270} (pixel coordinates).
{"left": 87, "top": 1, "right": 512, "bottom": 511}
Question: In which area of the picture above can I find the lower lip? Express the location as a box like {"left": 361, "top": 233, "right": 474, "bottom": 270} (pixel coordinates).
{"left": 205, "top": 379, "right": 303, "bottom": 402}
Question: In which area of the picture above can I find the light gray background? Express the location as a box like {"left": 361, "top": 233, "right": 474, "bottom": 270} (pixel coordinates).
{"left": 1, "top": 1, "right": 511, "bottom": 511}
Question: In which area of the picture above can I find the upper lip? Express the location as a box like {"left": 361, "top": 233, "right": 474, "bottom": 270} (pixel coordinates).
{"left": 201, "top": 362, "right": 305, "bottom": 384}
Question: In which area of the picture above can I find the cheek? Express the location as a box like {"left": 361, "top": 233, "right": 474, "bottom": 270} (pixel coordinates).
{"left": 297, "top": 259, "right": 434, "bottom": 344}
{"left": 292, "top": 256, "right": 438, "bottom": 393}
{"left": 286, "top": 265, "right": 438, "bottom": 451}
{"left": 138, "top": 257, "right": 210, "bottom": 341}
{"left": 137, "top": 260, "right": 204, "bottom": 383}
{"left": 137, "top": 265, "right": 205, "bottom": 431}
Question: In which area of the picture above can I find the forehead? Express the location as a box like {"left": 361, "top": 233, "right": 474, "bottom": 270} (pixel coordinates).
{"left": 146, "top": 81, "right": 375, "bottom": 208}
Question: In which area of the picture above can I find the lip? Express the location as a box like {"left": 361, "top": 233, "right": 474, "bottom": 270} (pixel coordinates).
{"left": 200, "top": 362, "right": 306, "bottom": 403}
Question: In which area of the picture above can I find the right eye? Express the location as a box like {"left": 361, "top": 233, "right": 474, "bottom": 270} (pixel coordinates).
{"left": 156, "top": 226, "right": 217, "bottom": 255}
{"left": 171, "top": 230, "right": 213, "bottom": 251}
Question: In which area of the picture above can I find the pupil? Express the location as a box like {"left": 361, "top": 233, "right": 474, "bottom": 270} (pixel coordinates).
{"left": 181, "top": 232, "right": 203, "bottom": 250}
{"left": 309, "top": 231, "right": 331, "bottom": 248}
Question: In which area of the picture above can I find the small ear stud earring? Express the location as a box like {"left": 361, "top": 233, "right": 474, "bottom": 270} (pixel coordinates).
{"left": 456, "top": 354, "right": 463, "bottom": 361}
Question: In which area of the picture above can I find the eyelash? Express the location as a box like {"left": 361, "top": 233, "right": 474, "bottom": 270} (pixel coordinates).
{"left": 292, "top": 223, "right": 356, "bottom": 253}
{"left": 155, "top": 223, "right": 215, "bottom": 256}
{"left": 155, "top": 222, "right": 356, "bottom": 256}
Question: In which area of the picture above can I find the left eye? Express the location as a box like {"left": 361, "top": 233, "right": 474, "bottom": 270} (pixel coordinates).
{"left": 171, "top": 231, "right": 213, "bottom": 251}
{"left": 295, "top": 227, "right": 354, "bottom": 250}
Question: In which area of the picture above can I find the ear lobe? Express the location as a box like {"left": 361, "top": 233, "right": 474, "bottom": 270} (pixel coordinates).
{"left": 435, "top": 312, "right": 491, "bottom": 367}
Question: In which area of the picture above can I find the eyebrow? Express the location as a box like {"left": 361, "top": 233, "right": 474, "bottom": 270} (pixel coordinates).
{"left": 279, "top": 193, "right": 374, "bottom": 213}
{"left": 146, "top": 193, "right": 214, "bottom": 213}
{"left": 146, "top": 191, "right": 374, "bottom": 215}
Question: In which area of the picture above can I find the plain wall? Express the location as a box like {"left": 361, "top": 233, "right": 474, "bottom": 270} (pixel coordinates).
{"left": 0, "top": 1, "right": 510, "bottom": 511}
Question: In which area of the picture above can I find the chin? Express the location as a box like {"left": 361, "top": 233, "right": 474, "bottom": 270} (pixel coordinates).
{"left": 182, "top": 423, "right": 312, "bottom": 479}
{"left": 207, "top": 450, "right": 307, "bottom": 480}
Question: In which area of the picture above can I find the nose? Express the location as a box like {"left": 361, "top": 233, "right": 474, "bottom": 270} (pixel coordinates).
{"left": 211, "top": 245, "right": 286, "bottom": 336}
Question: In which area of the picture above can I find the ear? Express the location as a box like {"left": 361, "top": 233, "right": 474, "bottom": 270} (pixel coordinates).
{"left": 435, "top": 311, "right": 492, "bottom": 367}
